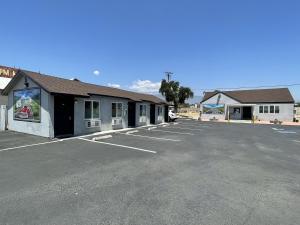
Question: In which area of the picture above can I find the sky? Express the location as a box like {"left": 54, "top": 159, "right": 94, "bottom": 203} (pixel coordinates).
{"left": 0, "top": 0, "right": 300, "bottom": 102}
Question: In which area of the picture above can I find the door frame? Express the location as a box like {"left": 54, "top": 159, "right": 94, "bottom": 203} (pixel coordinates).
{"left": 54, "top": 94, "right": 74, "bottom": 137}
{"left": 150, "top": 104, "right": 156, "bottom": 124}
{"left": 128, "top": 102, "right": 136, "bottom": 127}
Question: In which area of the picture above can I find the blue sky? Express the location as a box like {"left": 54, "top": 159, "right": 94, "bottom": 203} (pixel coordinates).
{"left": 1, "top": 0, "right": 300, "bottom": 101}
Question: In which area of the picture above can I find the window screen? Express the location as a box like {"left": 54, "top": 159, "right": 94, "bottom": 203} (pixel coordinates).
{"left": 85, "top": 101, "right": 100, "bottom": 119}
{"left": 93, "top": 101, "right": 100, "bottom": 118}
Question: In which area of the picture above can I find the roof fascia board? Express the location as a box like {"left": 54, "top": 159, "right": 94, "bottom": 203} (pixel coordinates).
{"left": 201, "top": 91, "right": 242, "bottom": 104}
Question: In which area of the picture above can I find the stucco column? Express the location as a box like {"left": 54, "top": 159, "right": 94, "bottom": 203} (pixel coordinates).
{"left": 0, "top": 105, "right": 7, "bottom": 131}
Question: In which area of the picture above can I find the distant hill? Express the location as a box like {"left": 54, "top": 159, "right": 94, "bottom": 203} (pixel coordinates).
{"left": 185, "top": 96, "right": 203, "bottom": 104}
{"left": 156, "top": 94, "right": 203, "bottom": 104}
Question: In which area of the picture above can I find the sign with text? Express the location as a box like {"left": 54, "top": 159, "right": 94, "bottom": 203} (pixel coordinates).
{"left": 0, "top": 66, "right": 17, "bottom": 78}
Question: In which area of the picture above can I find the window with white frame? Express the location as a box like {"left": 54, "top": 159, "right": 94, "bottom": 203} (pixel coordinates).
{"left": 259, "top": 105, "right": 280, "bottom": 114}
{"left": 85, "top": 100, "right": 100, "bottom": 119}
{"left": 140, "top": 104, "right": 147, "bottom": 117}
{"left": 139, "top": 104, "right": 147, "bottom": 123}
{"left": 112, "top": 103, "right": 123, "bottom": 118}
{"left": 157, "top": 106, "right": 163, "bottom": 116}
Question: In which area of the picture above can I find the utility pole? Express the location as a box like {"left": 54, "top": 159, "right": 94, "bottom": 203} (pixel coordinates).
{"left": 165, "top": 72, "right": 173, "bottom": 82}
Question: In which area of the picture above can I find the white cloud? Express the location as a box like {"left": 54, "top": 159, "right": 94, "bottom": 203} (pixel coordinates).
{"left": 93, "top": 70, "right": 100, "bottom": 76}
{"left": 107, "top": 83, "right": 121, "bottom": 88}
{"left": 129, "top": 80, "right": 161, "bottom": 93}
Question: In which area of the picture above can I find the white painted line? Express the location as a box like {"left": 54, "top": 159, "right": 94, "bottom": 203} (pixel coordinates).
{"left": 149, "top": 129, "right": 194, "bottom": 135}
{"left": 0, "top": 140, "right": 64, "bottom": 152}
{"left": 272, "top": 128, "right": 285, "bottom": 131}
{"left": 121, "top": 133, "right": 180, "bottom": 142}
{"left": 293, "top": 140, "right": 300, "bottom": 143}
{"left": 126, "top": 130, "right": 139, "bottom": 134}
{"left": 92, "top": 135, "right": 112, "bottom": 141}
{"left": 77, "top": 137, "right": 157, "bottom": 154}
{"left": 278, "top": 131, "right": 297, "bottom": 134}
{"left": 173, "top": 122, "right": 179, "bottom": 125}
{"left": 161, "top": 124, "right": 169, "bottom": 127}
{"left": 148, "top": 127, "right": 157, "bottom": 130}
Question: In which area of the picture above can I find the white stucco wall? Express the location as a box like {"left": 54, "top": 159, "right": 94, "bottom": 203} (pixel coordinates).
{"left": 7, "top": 76, "right": 54, "bottom": 138}
{"left": 253, "top": 104, "right": 294, "bottom": 122}
{"left": 74, "top": 95, "right": 129, "bottom": 136}
{"left": 135, "top": 102, "right": 150, "bottom": 126}
{"left": 155, "top": 104, "right": 165, "bottom": 124}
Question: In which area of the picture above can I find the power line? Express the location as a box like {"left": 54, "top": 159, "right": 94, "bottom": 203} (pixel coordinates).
{"left": 195, "top": 83, "right": 300, "bottom": 92}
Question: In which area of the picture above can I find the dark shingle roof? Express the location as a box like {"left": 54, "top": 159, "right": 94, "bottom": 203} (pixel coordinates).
{"left": 3, "top": 70, "right": 166, "bottom": 104}
{"left": 201, "top": 88, "right": 294, "bottom": 104}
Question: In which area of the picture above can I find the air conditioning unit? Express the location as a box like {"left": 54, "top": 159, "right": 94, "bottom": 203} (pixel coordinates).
{"left": 112, "top": 118, "right": 122, "bottom": 125}
{"left": 85, "top": 119, "right": 101, "bottom": 128}
{"left": 139, "top": 116, "right": 147, "bottom": 123}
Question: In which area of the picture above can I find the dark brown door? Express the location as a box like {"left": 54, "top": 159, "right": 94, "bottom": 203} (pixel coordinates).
{"left": 150, "top": 104, "right": 155, "bottom": 124}
{"left": 242, "top": 106, "right": 252, "bottom": 120}
{"left": 128, "top": 102, "right": 136, "bottom": 127}
{"left": 54, "top": 95, "right": 74, "bottom": 137}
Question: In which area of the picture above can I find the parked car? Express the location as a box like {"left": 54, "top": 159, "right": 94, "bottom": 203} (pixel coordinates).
{"left": 169, "top": 110, "right": 177, "bottom": 122}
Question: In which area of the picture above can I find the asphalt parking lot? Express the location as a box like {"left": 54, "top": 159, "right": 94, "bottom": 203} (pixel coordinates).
{"left": 0, "top": 120, "right": 300, "bottom": 225}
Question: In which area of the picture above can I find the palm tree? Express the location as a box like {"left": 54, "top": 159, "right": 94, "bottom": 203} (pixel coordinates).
{"left": 159, "top": 79, "right": 193, "bottom": 111}
{"left": 178, "top": 87, "right": 194, "bottom": 104}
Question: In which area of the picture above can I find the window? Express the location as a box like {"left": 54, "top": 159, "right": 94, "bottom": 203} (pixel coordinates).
{"left": 275, "top": 106, "right": 280, "bottom": 114}
{"left": 140, "top": 105, "right": 147, "bottom": 117}
{"left": 85, "top": 101, "right": 100, "bottom": 119}
{"left": 270, "top": 105, "right": 274, "bottom": 113}
{"left": 112, "top": 103, "right": 123, "bottom": 118}
{"left": 264, "top": 106, "right": 269, "bottom": 113}
{"left": 157, "top": 106, "right": 163, "bottom": 116}
{"left": 259, "top": 106, "right": 263, "bottom": 113}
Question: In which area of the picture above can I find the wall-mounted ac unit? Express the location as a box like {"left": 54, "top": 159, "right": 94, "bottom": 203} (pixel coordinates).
{"left": 112, "top": 118, "right": 122, "bottom": 125}
{"left": 139, "top": 116, "right": 147, "bottom": 123}
{"left": 85, "top": 119, "right": 101, "bottom": 128}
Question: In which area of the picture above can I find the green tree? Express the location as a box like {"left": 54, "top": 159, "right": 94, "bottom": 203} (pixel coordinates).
{"left": 159, "top": 79, "right": 194, "bottom": 111}
{"left": 178, "top": 87, "right": 194, "bottom": 104}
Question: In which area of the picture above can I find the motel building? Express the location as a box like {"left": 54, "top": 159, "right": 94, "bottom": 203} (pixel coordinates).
{"left": 1, "top": 69, "right": 168, "bottom": 138}
{"left": 200, "top": 89, "right": 295, "bottom": 122}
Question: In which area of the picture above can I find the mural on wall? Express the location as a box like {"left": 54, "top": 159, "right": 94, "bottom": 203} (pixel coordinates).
{"left": 13, "top": 88, "right": 41, "bottom": 122}
{"left": 203, "top": 104, "right": 225, "bottom": 114}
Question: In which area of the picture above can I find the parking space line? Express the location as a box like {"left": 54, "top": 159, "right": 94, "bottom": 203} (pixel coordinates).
{"left": 120, "top": 133, "right": 181, "bottom": 142}
{"left": 0, "top": 140, "right": 64, "bottom": 153}
{"left": 149, "top": 129, "right": 194, "bottom": 135}
{"left": 293, "top": 140, "right": 300, "bottom": 143}
{"left": 278, "top": 131, "right": 297, "bottom": 134}
{"left": 77, "top": 137, "right": 157, "bottom": 154}
{"left": 272, "top": 128, "right": 285, "bottom": 131}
